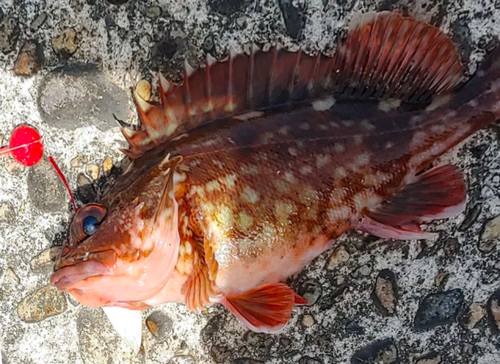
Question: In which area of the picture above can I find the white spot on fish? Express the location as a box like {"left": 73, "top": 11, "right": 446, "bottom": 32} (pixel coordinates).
{"left": 334, "top": 143, "right": 346, "bottom": 153}
{"left": 206, "top": 180, "right": 221, "bottom": 193}
{"left": 412, "top": 131, "right": 427, "bottom": 146}
{"left": 288, "top": 147, "right": 298, "bottom": 156}
{"left": 385, "top": 141, "right": 393, "bottom": 149}
{"left": 312, "top": 96, "right": 335, "bottom": 111}
{"left": 431, "top": 124, "right": 446, "bottom": 133}
{"left": 342, "top": 120, "right": 354, "bottom": 127}
{"left": 316, "top": 154, "right": 331, "bottom": 169}
{"left": 444, "top": 111, "right": 457, "bottom": 120}
{"left": 361, "top": 119, "right": 375, "bottom": 130}
{"left": 235, "top": 111, "right": 264, "bottom": 121}
{"left": 468, "top": 99, "right": 478, "bottom": 107}
{"left": 353, "top": 192, "right": 382, "bottom": 211}
{"left": 241, "top": 186, "right": 260, "bottom": 204}
{"left": 353, "top": 152, "right": 371, "bottom": 168}
{"left": 278, "top": 126, "right": 290, "bottom": 135}
{"left": 220, "top": 174, "right": 237, "bottom": 189}
{"left": 491, "top": 79, "right": 500, "bottom": 93}
{"left": 426, "top": 94, "right": 452, "bottom": 111}
{"left": 378, "top": 98, "right": 401, "bottom": 112}
{"left": 353, "top": 135, "right": 364, "bottom": 145}
{"left": 329, "top": 187, "right": 347, "bottom": 203}
{"left": 299, "top": 122, "right": 311, "bottom": 130}
{"left": 300, "top": 165, "right": 313, "bottom": 175}
{"left": 327, "top": 206, "right": 351, "bottom": 222}
{"left": 410, "top": 115, "right": 424, "bottom": 126}
{"left": 216, "top": 205, "right": 234, "bottom": 227}
{"left": 275, "top": 201, "right": 295, "bottom": 225}
{"left": 237, "top": 211, "right": 254, "bottom": 231}
{"left": 335, "top": 166, "right": 347, "bottom": 178}
{"left": 240, "top": 164, "right": 260, "bottom": 175}
{"left": 284, "top": 172, "right": 297, "bottom": 184}
{"left": 260, "top": 132, "right": 274, "bottom": 144}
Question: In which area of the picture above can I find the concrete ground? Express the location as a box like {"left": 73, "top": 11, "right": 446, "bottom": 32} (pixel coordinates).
{"left": 0, "top": 0, "right": 500, "bottom": 363}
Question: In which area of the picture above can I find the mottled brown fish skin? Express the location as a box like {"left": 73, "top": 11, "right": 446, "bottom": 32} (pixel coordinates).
{"left": 127, "top": 52, "right": 500, "bottom": 293}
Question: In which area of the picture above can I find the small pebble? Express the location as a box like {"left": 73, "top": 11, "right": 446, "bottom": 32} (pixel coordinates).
{"left": 77, "top": 172, "right": 93, "bottom": 187}
{"left": 210, "top": 345, "right": 232, "bottom": 362}
{"left": 0, "top": 16, "right": 19, "bottom": 53}
{"left": 5, "top": 267, "right": 20, "bottom": 286}
{"left": 86, "top": 164, "right": 100, "bottom": 181}
{"left": 30, "top": 12, "right": 47, "bottom": 31}
{"left": 17, "top": 285, "right": 67, "bottom": 323}
{"left": 70, "top": 154, "right": 87, "bottom": 167}
{"left": 102, "top": 156, "right": 113, "bottom": 174}
{"left": 461, "top": 302, "right": 485, "bottom": 330}
{"left": 434, "top": 271, "right": 449, "bottom": 289}
{"left": 13, "top": 40, "right": 43, "bottom": 76}
{"left": 416, "top": 354, "right": 441, "bottom": 364}
{"left": 202, "top": 34, "right": 214, "bottom": 52}
{"left": 459, "top": 203, "right": 481, "bottom": 231}
{"left": 5, "top": 154, "right": 24, "bottom": 174}
{"left": 53, "top": 28, "right": 78, "bottom": 56}
{"left": 354, "top": 263, "right": 372, "bottom": 277}
{"left": 478, "top": 215, "right": 500, "bottom": 253}
{"left": 351, "top": 338, "right": 398, "bottom": 364}
{"left": 135, "top": 79, "right": 151, "bottom": 101}
{"left": 30, "top": 247, "right": 61, "bottom": 275}
{"left": 372, "top": 269, "right": 398, "bottom": 316}
{"left": 414, "top": 289, "right": 464, "bottom": 330}
{"left": 146, "top": 311, "right": 173, "bottom": 337}
{"left": 443, "top": 238, "right": 460, "bottom": 256}
{"left": 0, "top": 201, "right": 15, "bottom": 224}
{"left": 302, "top": 314, "right": 315, "bottom": 328}
{"left": 487, "top": 290, "right": 500, "bottom": 333}
{"left": 327, "top": 245, "right": 350, "bottom": 269}
{"left": 297, "top": 279, "right": 322, "bottom": 306}
{"left": 146, "top": 6, "right": 162, "bottom": 19}
{"left": 106, "top": 0, "right": 129, "bottom": 4}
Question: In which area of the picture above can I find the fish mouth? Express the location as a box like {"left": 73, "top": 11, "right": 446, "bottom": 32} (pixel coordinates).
{"left": 50, "top": 252, "right": 116, "bottom": 291}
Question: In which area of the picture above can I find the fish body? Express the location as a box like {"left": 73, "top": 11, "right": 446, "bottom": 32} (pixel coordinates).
{"left": 51, "top": 12, "right": 500, "bottom": 332}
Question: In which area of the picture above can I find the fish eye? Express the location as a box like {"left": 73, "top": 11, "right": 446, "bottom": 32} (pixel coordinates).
{"left": 82, "top": 215, "right": 100, "bottom": 236}
{"left": 70, "top": 203, "right": 107, "bottom": 242}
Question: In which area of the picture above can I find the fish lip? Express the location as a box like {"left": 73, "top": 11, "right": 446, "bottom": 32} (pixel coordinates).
{"left": 50, "top": 259, "right": 112, "bottom": 291}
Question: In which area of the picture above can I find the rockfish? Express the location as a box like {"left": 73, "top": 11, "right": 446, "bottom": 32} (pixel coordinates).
{"left": 51, "top": 11, "right": 500, "bottom": 333}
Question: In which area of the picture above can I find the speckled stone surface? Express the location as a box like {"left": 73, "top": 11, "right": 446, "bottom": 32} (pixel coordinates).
{"left": 0, "top": 1, "right": 499, "bottom": 363}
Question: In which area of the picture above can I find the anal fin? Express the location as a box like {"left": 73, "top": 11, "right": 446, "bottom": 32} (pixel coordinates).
{"left": 358, "top": 165, "right": 466, "bottom": 240}
{"left": 217, "top": 283, "right": 303, "bottom": 333}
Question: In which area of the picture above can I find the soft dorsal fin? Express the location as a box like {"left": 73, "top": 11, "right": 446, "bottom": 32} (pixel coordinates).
{"left": 122, "top": 11, "right": 464, "bottom": 158}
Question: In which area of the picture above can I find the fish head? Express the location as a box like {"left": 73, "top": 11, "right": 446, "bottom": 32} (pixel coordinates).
{"left": 50, "top": 167, "right": 182, "bottom": 309}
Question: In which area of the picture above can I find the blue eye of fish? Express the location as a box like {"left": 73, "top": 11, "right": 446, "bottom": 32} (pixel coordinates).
{"left": 82, "top": 215, "right": 100, "bottom": 236}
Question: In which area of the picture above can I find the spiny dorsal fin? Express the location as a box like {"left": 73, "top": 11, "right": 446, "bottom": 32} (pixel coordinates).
{"left": 122, "top": 11, "right": 464, "bottom": 158}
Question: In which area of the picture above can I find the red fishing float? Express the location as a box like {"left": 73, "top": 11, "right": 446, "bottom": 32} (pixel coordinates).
{"left": 0, "top": 124, "right": 44, "bottom": 166}
{"left": 0, "top": 124, "right": 78, "bottom": 212}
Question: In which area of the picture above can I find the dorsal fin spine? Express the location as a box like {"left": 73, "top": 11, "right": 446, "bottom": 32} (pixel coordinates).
{"left": 247, "top": 44, "right": 256, "bottom": 108}
{"left": 226, "top": 47, "right": 235, "bottom": 112}
{"left": 267, "top": 47, "right": 278, "bottom": 105}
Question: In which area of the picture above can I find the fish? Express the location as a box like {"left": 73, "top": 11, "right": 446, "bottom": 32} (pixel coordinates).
{"left": 50, "top": 11, "right": 500, "bottom": 333}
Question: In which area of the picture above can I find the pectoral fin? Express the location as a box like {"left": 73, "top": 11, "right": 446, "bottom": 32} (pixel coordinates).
{"left": 359, "top": 165, "right": 466, "bottom": 240}
{"left": 217, "top": 283, "right": 304, "bottom": 333}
